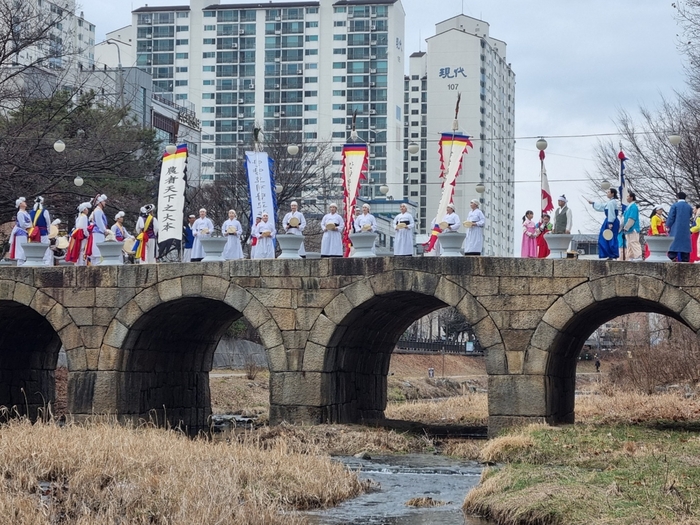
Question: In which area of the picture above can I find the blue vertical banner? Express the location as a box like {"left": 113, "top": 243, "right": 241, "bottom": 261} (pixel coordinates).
{"left": 245, "top": 150, "right": 277, "bottom": 227}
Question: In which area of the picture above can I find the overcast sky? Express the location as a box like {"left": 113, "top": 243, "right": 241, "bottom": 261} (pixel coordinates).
{"left": 82, "top": 0, "right": 687, "bottom": 250}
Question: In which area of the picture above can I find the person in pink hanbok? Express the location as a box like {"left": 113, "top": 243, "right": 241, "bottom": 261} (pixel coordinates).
{"left": 521, "top": 210, "right": 538, "bottom": 258}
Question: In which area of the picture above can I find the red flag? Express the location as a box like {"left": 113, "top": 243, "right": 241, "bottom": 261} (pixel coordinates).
{"left": 540, "top": 150, "right": 554, "bottom": 214}
{"left": 422, "top": 224, "right": 442, "bottom": 253}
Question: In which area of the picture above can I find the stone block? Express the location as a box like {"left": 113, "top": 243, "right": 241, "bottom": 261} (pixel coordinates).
{"left": 479, "top": 295, "right": 558, "bottom": 311}
{"left": 588, "top": 278, "right": 618, "bottom": 302}
{"left": 158, "top": 278, "right": 182, "bottom": 303}
{"left": 541, "top": 298, "right": 575, "bottom": 331}
{"left": 66, "top": 370, "right": 95, "bottom": 413}
{"left": 484, "top": 344, "right": 507, "bottom": 374}
{"left": 29, "top": 290, "right": 56, "bottom": 316}
{"left": 522, "top": 346, "right": 550, "bottom": 374}
{"left": 13, "top": 282, "right": 37, "bottom": 306}
{"left": 369, "top": 272, "right": 395, "bottom": 296}
{"left": 552, "top": 259, "right": 591, "bottom": 278}
{"left": 45, "top": 304, "right": 73, "bottom": 332}
{"left": 118, "top": 265, "right": 158, "bottom": 289}
{"left": 286, "top": 349, "right": 304, "bottom": 371}
{"left": 488, "top": 374, "right": 548, "bottom": 416}
{"left": 115, "top": 300, "right": 144, "bottom": 327}
{"left": 282, "top": 330, "right": 309, "bottom": 350}
{"left": 103, "top": 320, "right": 129, "bottom": 348}
{"left": 659, "top": 285, "right": 692, "bottom": 314}
{"left": 91, "top": 371, "right": 120, "bottom": 413}
{"left": 456, "top": 294, "right": 488, "bottom": 325}
{"left": 258, "top": 319, "right": 284, "bottom": 349}
{"left": 528, "top": 277, "right": 587, "bottom": 295}
{"left": 270, "top": 371, "right": 327, "bottom": 406}
{"left": 433, "top": 277, "right": 467, "bottom": 307}
{"left": 500, "top": 329, "right": 534, "bottom": 354}
{"left": 308, "top": 314, "right": 337, "bottom": 346}
{"left": 562, "top": 283, "right": 594, "bottom": 313}
{"left": 269, "top": 308, "right": 296, "bottom": 330}
{"left": 322, "top": 293, "right": 354, "bottom": 325}
{"left": 297, "top": 289, "right": 339, "bottom": 309}
{"left": 180, "top": 275, "right": 203, "bottom": 296}
{"left": 485, "top": 258, "right": 553, "bottom": 278}
{"left": 260, "top": 277, "right": 303, "bottom": 289}
{"left": 0, "top": 279, "right": 16, "bottom": 300}
{"left": 68, "top": 308, "right": 94, "bottom": 326}
{"left": 92, "top": 308, "right": 119, "bottom": 327}
{"left": 302, "top": 342, "right": 330, "bottom": 372}
{"left": 500, "top": 277, "right": 529, "bottom": 295}
{"left": 444, "top": 275, "right": 497, "bottom": 297}
{"left": 98, "top": 345, "right": 123, "bottom": 371}
{"left": 242, "top": 298, "right": 271, "bottom": 329}
{"left": 614, "top": 274, "right": 640, "bottom": 298}
{"left": 157, "top": 263, "right": 202, "bottom": 282}
{"left": 251, "top": 288, "right": 292, "bottom": 308}
{"left": 267, "top": 345, "right": 287, "bottom": 372}
{"left": 95, "top": 288, "right": 136, "bottom": 308}
{"left": 59, "top": 324, "right": 84, "bottom": 351}
{"left": 228, "top": 260, "right": 262, "bottom": 277}
{"left": 508, "top": 310, "right": 545, "bottom": 330}
{"left": 473, "top": 316, "right": 502, "bottom": 348}
{"left": 410, "top": 271, "right": 440, "bottom": 296}
{"left": 342, "top": 280, "right": 375, "bottom": 307}
{"left": 295, "top": 308, "right": 323, "bottom": 331}
{"left": 637, "top": 276, "right": 667, "bottom": 302}
{"left": 529, "top": 321, "right": 559, "bottom": 353}
{"left": 261, "top": 259, "right": 310, "bottom": 277}
{"left": 490, "top": 311, "right": 510, "bottom": 329}
{"left": 133, "top": 286, "right": 161, "bottom": 313}
{"left": 85, "top": 348, "right": 100, "bottom": 370}
{"left": 91, "top": 267, "right": 120, "bottom": 288}
{"left": 680, "top": 299, "right": 700, "bottom": 332}
{"left": 223, "top": 284, "right": 252, "bottom": 312}
{"left": 80, "top": 326, "right": 107, "bottom": 349}
{"left": 505, "top": 350, "right": 524, "bottom": 374}
{"left": 269, "top": 404, "right": 324, "bottom": 425}
{"left": 65, "top": 346, "right": 87, "bottom": 370}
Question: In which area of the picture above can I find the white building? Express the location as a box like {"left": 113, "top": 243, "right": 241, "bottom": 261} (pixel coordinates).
{"left": 405, "top": 15, "right": 515, "bottom": 255}
{"left": 122, "top": 0, "right": 405, "bottom": 205}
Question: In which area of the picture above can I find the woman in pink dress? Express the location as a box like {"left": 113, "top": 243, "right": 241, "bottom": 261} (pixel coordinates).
{"left": 521, "top": 210, "right": 538, "bottom": 258}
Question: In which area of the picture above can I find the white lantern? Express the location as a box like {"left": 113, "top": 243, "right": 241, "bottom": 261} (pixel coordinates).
{"left": 408, "top": 142, "right": 419, "bottom": 154}
{"left": 287, "top": 144, "right": 300, "bottom": 156}
{"left": 535, "top": 138, "right": 547, "bottom": 151}
{"left": 53, "top": 139, "right": 66, "bottom": 153}
{"left": 73, "top": 176, "right": 84, "bottom": 187}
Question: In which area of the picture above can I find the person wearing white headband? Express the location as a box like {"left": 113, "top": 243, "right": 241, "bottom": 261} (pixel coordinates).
{"left": 392, "top": 203, "right": 414, "bottom": 256}
{"left": 190, "top": 207, "right": 213, "bottom": 262}
{"left": 553, "top": 195, "right": 572, "bottom": 235}
{"left": 441, "top": 202, "right": 461, "bottom": 233}
{"left": 134, "top": 204, "right": 159, "bottom": 264}
{"left": 110, "top": 211, "right": 132, "bottom": 242}
{"left": 222, "top": 210, "right": 244, "bottom": 260}
{"left": 462, "top": 199, "right": 486, "bottom": 256}
{"left": 28, "top": 195, "right": 53, "bottom": 265}
{"left": 252, "top": 211, "right": 276, "bottom": 259}
{"left": 66, "top": 202, "right": 92, "bottom": 266}
{"left": 282, "top": 200, "right": 307, "bottom": 257}
{"left": 320, "top": 203, "right": 344, "bottom": 257}
{"left": 8, "top": 197, "right": 31, "bottom": 265}
{"left": 87, "top": 194, "right": 108, "bottom": 265}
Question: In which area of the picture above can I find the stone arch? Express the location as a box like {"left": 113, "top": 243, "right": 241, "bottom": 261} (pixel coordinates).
{"left": 102, "top": 276, "right": 281, "bottom": 434}
{"left": 0, "top": 278, "right": 81, "bottom": 419}
{"left": 524, "top": 274, "right": 700, "bottom": 427}
{"left": 295, "top": 271, "right": 500, "bottom": 424}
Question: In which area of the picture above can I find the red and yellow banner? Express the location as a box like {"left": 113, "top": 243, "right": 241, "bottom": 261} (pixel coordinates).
{"left": 341, "top": 143, "right": 369, "bottom": 256}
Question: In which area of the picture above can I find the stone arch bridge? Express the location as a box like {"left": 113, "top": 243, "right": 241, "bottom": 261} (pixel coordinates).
{"left": 1, "top": 258, "right": 698, "bottom": 437}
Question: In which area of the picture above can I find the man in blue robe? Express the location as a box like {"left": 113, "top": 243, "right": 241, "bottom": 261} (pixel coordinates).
{"left": 666, "top": 191, "right": 694, "bottom": 262}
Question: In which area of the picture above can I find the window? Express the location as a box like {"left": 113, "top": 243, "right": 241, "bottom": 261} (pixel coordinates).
{"left": 305, "top": 21, "right": 318, "bottom": 27}
{"left": 176, "top": 39, "right": 188, "bottom": 45}
{"left": 202, "top": 93, "right": 215, "bottom": 99}
{"left": 332, "top": 131, "right": 345, "bottom": 138}
{"left": 304, "top": 90, "right": 318, "bottom": 97}
{"left": 306, "top": 35, "right": 318, "bottom": 42}
{"left": 203, "top": 38, "right": 215, "bottom": 45}
{"left": 306, "top": 7, "right": 318, "bottom": 13}
{"left": 333, "top": 34, "right": 346, "bottom": 41}
{"left": 203, "top": 79, "right": 214, "bottom": 85}
{"left": 204, "top": 25, "right": 215, "bottom": 31}
{"left": 333, "top": 6, "right": 346, "bottom": 12}
{"left": 202, "top": 52, "right": 215, "bottom": 58}
{"left": 304, "top": 104, "right": 317, "bottom": 110}
{"left": 304, "top": 118, "right": 317, "bottom": 124}
{"left": 203, "top": 65, "right": 215, "bottom": 72}
{"left": 176, "top": 67, "right": 188, "bottom": 73}
{"left": 333, "top": 21, "right": 346, "bottom": 27}
{"left": 176, "top": 52, "right": 188, "bottom": 59}
{"left": 332, "top": 90, "right": 345, "bottom": 96}
{"left": 177, "top": 11, "right": 189, "bottom": 18}
{"left": 305, "top": 77, "right": 318, "bottom": 83}
{"left": 305, "top": 49, "right": 318, "bottom": 55}
{"left": 175, "top": 94, "right": 188, "bottom": 100}
{"left": 333, "top": 48, "right": 346, "bottom": 54}
{"left": 176, "top": 26, "right": 189, "bottom": 32}
{"left": 332, "top": 118, "right": 345, "bottom": 124}
{"left": 304, "top": 132, "right": 318, "bottom": 139}
{"left": 332, "top": 103, "right": 345, "bottom": 110}
{"left": 201, "top": 121, "right": 214, "bottom": 127}
{"left": 175, "top": 80, "right": 188, "bottom": 86}
{"left": 204, "top": 11, "right": 216, "bottom": 17}
{"left": 202, "top": 107, "right": 215, "bottom": 113}
{"left": 332, "top": 62, "right": 345, "bottom": 69}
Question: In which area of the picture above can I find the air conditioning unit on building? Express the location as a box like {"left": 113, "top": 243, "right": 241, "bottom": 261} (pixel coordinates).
{"left": 274, "top": 127, "right": 280, "bottom": 131}
{"left": 369, "top": 137, "right": 375, "bottom": 142}
{"left": 275, "top": 30, "right": 281, "bottom": 34}
{"left": 370, "top": 54, "right": 376, "bottom": 59}
{"left": 370, "top": 125, "right": 376, "bottom": 129}
{"left": 239, "top": 29, "right": 245, "bottom": 34}
{"left": 370, "top": 40, "right": 377, "bottom": 45}
{"left": 275, "top": 83, "right": 280, "bottom": 88}
{"left": 238, "top": 126, "right": 244, "bottom": 131}
{"left": 297, "top": 69, "right": 303, "bottom": 74}
{"left": 146, "top": 33, "right": 152, "bottom": 38}
{"left": 275, "top": 16, "right": 281, "bottom": 21}
{"left": 274, "top": 57, "right": 281, "bottom": 62}
{"left": 232, "top": 43, "right": 238, "bottom": 48}
{"left": 370, "top": 25, "right": 376, "bottom": 30}
{"left": 239, "top": 98, "right": 245, "bottom": 103}
{"left": 370, "top": 12, "right": 377, "bottom": 17}
{"left": 274, "top": 112, "right": 280, "bottom": 117}
{"left": 369, "top": 82, "right": 375, "bottom": 87}
{"left": 249, "top": 84, "right": 255, "bottom": 89}
{"left": 346, "top": 124, "right": 352, "bottom": 130}
{"left": 370, "top": 68, "right": 376, "bottom": 73}
{"left": 369, "top": 109, "right": 376, "bottom": 114}
{"left": 238, "top": 113, "right": 245, "bottom": 117}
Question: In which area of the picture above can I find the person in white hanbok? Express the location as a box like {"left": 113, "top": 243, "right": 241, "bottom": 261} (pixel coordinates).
{"left": 67, "top": 202, "right": 91, "bottom": 266}
{"left": 462, "top": 199, "right": 486, "bottom": 255}
{"left": 9, "top": 197, "right": 31, "bottom": 265}
{"left": 321, "top": 203, "right": 344, "bottom": 257}
{"left": 393, "top": 203, "right": 415, "bottom": 256}
{"left": 441, "top": 203, "right": 461, "bottom": 233}
{"left": 353, "top": 203, "right": 378, "bottom": 254}
{"left": 89, "top": 194, "right": 108, "bottom": 265}
{"left": 111, "top": 211, "right": 134, "bottom": 263}
{"left": 191, "top": 208, "right": 214, "bottom": 261}
{"left": 253, "top": 212, "right": 276, "bottom": 259}
{"left": 282, "top": 201, "right": 307, "bottom": 257}
{"left": 222, "top": 210, "right": 244, "bottom": 260}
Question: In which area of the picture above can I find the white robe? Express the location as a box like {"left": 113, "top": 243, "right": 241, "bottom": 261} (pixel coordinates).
{"left": 9, "top": 210, "right": 31, "bottom": 265}
{"left": 393, "top": 212, "right": 414, "bottom": 256}
{"left": 321, "top": 213, "right": 344, "bottom": 256}
{"left": 282, "top": 210, "right": 306, "bottom": 256}
{"left": 222, "top": 219, "right": 244, "bottom": 260}
{"left": 73, "top": 214, "right": 90, "bottom": 266}
{"left": 90, "top": 207, "right": 108, "bottom": 265}
{"left": 253, "top": 219, "right": 276, "bottom": 259}
{"left": 462, "top": 208, "right": 486, "bottom": 254}
{"left": 135, "top": 215, "right": 160, "bottom": 264}
{"left": 441, "top": 211, "right": 461, "bottom": 232}
{"left": 191, "top": 217, "right": 214, "bottom": 260}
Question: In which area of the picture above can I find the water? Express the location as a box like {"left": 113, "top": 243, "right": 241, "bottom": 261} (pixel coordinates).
{"left": 305, "top": 454, "right": 491, "bottom": 525}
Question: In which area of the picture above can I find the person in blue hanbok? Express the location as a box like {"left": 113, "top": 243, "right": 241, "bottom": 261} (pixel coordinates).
{"left": 587, "top": 188, "right": 620, "bottom": 260}
{"left": 666, "top": 191, "right": 694, "bottom": 262}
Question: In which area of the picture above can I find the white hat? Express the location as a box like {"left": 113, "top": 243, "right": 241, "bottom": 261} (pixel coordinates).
{"left": 51, "top": 219, "right": 61, "bottom": 226}
{"left": 188, "top": 214, "right": 196, "bottom": 218}
{"left": 199, "top": 208, "right": 206, "bottom": 213}
{"left": 446, "top": 202, "right": 455, "bottom": 210}
{"left": 140, "top": 206, "right": 147, "bottom": 214}
{"left": 329, "top": 203, "right": 338, "bottom": 209}
{"left": 78, "top": 202, "right": 92, "bottom": 213}
{"left": 33, "top": 196, "right": 44, "bottom": 210}
{"left": 96, "top": 194, "right": 107, "bottom": 204}
{"left": 291, "top": 201, "right": 298, "bottom": 206}
{"left": 470, "top": 199, "right": 480, "bottom": 206}
{"left": 114, "top": 211, "right": 125, "bottom": 221}
{"left": 228, "top": 209, "right": 236, "bottom": 216}
{"left": 362, "top": 203, "right": 370, "bottom": 209}
{"left": 558, "top": 195, "right": 567, "bottom": 203}
{"left": 15, "top": 197, "right": 25, "bottom": 208}
{"left": 144, "top": 204, "right": 155, "bottom": 213}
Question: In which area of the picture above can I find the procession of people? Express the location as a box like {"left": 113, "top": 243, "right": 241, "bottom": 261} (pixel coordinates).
{"left": 6, "top": 186, "right": 700, "bottom": 265}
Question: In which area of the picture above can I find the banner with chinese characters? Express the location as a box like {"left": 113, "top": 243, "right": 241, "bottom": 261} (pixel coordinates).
{"left": 341, "top": 143, "right": 369, "bottom": 256}
{"left": 435, "top": 133, "right": 473, "bottom": 223}
{"left": 157, "top": 144, "right": 188, "bottom": 258}
{"left": 245, "top": 151, "right": 277, "bottom": 228}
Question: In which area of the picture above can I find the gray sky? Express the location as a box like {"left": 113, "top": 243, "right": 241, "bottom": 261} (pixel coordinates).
{"left": 82, "top": 0, "right": 686, "bottom": 248}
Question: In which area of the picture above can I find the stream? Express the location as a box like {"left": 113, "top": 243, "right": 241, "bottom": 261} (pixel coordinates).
{"left": 304, "top": 454, "right": 492, "bottom": 525}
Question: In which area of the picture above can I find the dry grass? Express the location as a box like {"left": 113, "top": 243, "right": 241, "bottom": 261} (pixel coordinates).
{"left": 575, "top": 388, "right": 700, "bottom": 424}
{"left": 0, "top": 418, "right": 368, "bottom": 525}
{"left": 405, "top": 496, "right": 448, "bottom": 507}
{"left": 210, "top": 371, "right": 270, "bottom": 418}
{"left": 478, "top": 427, "right": 539, "bottom": 464}
{"left": 385, "top": 394, "right": 488, "bottom": 425}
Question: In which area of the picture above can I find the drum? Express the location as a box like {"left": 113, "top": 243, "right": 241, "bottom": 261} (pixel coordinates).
{"left": 200, "top": 227, "right": 210, "bottom": 235}
{"left": 602, "top": 229, "right": 614, "bottom": 241}
{"left": 439, "top": 221, "right": 449, "bottom": 230}
{"left": 361, "top": 223, "right": 372, "bottom": 231}
{"left": 463, "top": 220, "right": 474, "bottom": 228}
{"left": 289, "top": 217, "right": 300, "bottom": 228}
{"left": 325, "top": 223, "right": 337, "bottom": 231}
{"left": 227, "top": 226, "right": 237, "bottom": 234}
{"left": 396, "top": 222, "right": 407, "bottom": 229}
{"left": 48, "top": 224, "right": 59, "bottom": 239}
{"left": 261, "top": 230, "right": 272, "bottom": 238}
{"left": 123, "top": 237, "right": 136, "bottom": 255}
